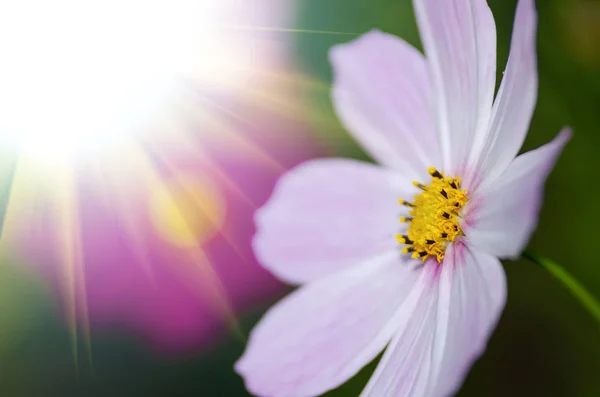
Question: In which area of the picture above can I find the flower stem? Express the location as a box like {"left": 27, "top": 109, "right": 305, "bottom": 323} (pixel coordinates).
{"left": 523, "top": 249, "right": 600, "bottom": 325}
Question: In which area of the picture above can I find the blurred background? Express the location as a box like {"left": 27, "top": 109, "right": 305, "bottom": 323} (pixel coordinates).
{"left": 0, "top": 0, "right": 597, "bottom": 395}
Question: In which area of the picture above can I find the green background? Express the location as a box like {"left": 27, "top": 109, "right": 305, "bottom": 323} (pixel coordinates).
{"left": 2, "top": 0, "right": 600, "bottom": 396}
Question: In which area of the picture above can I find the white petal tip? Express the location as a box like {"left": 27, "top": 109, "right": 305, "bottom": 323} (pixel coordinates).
{"left": 328, "top": 29, "right": 398, "bottom": 67}
{"left": 558, "top": 126, "right": 573, "bottom": 141}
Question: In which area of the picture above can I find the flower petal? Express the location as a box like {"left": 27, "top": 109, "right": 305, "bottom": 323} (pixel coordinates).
{"left": 466, "top": 0, "right": 539, "bottom": 190}
{"left": 429, "top": 243, "right": 507, "bottom": 396}
{"left": 253, "top": 158, "right": 411, "bottom": 284}
{"left": 465, "top": 129, "right": 570, "bottom": 259}
{"left": 236, "top": 252, "right": 424, "bottom": 397}
{"left": 413, "top": 0, "right": 496, "bottom": 173}
{"left": 330, "top": 30, "right": 440, "bottom": 180}
{"left": 361, "top": 243, "right": 506, "bottom": 397}
{"left": 360, "top": 262, "right": 440, "bottom": 397}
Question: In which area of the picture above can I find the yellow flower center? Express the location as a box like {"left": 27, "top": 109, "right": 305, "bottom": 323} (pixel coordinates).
{"left": 396, "top": 167, "right": 469, "bottom": 263}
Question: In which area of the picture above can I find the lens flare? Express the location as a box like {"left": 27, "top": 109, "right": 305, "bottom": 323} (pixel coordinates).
{"left": 0, "top": 0, "right": 326, "bottom": 353}
{"left": 150, "top": 175, "right": 227, "bottom": 248}
{"left": 0, "top": 0, "right": 224, "bottom": 158}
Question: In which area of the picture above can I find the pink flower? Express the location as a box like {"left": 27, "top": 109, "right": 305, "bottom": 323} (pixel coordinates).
{"left": 7, "top": 102, "right": 319, "bottom": 353}
{"left": 3, "top": 5, "right": 322, "bottom": 351}
{"left": 1, "top": 0, "right": 324, "bottom": 353}
{"left": 235, "top": 0, "right": 570, "bottom": 396}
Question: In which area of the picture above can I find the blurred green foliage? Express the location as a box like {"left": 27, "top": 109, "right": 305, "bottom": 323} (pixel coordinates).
{"left": 3, "top": 0, "right": 600, "bottom": 396}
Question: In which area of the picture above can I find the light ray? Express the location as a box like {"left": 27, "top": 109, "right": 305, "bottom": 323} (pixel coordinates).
{"left": 141, "top": 138, "right": 251, "bottom": 259}
{"left": 0, "top": 0, "right": 327, "bottom": 353}
{"left": 50, "top": 158, "right": 91, "bottom": 369}
{"left": 220, "top": 25, "right": 360, "bottom": 36}
{"left": 186, "top": 248, "right": 242, "bottom": 339}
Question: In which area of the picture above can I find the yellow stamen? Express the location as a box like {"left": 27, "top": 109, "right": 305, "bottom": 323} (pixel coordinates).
{"left": 396, "top": 167, "right": 469, "bottom": 263}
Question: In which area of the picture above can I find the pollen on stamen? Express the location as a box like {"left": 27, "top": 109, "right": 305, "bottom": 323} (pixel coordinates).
{"left": 428, "top": 166, "right": 443, "bottom": 179}
{"left": 412, "top": 181, "right": 427, "bottom": 191}
{"left": 396, "top": 167, "right": 469, "bottom": 263}
{"left": 396, "top": 234, "right": 414, "bottom": 245}
{"left": 398, "top": 199, "right": 415, "bottom": 208}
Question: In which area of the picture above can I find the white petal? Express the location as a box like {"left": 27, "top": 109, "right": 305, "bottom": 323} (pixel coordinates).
{"left": 465, "top": 129, "right": 570, "bottom": 259}
{"left": 330, "top": 30, "right": 440, "bottom": 180}
{"left": 360, "top": 262, "right": 439, "bottom": 397}
{"left": 413, "top": 0, "right": 497, "bottom": 173}
{"left": 253, "top": 158, "right": 411, "bottom": 285}
{"left": 236, "top": 253, "right": 424, "bottom": 397}
{"left": 466, "top": 0, "right": 539, "bottom": 190}
{"left": 361, "top": 243, "right": 506, "bottom": 397}
{"left": 429, "top": 243, "right": 506, "bottom": 396}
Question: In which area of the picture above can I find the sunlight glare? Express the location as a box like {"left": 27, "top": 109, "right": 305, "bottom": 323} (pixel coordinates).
{"left": 0, "top": 0, "right": 214, "bottom": 158}
{"left": 150, "top": 175, "right": 227, "bottom": 248}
